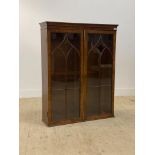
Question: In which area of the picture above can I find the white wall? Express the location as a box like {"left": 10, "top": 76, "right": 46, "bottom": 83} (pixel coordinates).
{"left": 19, "top": 0, "right": 135, "bottom": 97}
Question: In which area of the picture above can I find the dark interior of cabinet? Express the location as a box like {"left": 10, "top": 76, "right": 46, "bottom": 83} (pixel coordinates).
{"left": 50, "top": 32, "right": 113, "bottom": 121}
{"left": 51, "top": 33, "right": 81, "bottom": 121}
{"left": 86, "top": 33, "right": 113, "bottom": 117}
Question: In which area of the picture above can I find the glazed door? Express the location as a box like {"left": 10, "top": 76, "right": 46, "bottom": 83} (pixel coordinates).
{"left": 48, "top": 29, "right": 84, "bottom": 123}
{"left": 84, "top": 30, "right": 116, "bottom": 119}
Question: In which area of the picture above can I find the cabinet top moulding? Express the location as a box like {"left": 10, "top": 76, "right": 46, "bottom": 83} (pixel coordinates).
{"left": 39, "top": 21, "right": 118, "bottom": 30}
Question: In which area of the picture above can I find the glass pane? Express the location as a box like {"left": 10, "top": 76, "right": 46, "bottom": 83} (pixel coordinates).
{"left": 51, "top": 32, "right": 81, "bottom": 121}
{"left": 67, "top": 89, "right": 80, "bottom": 119}
{"left": 52, "top": 90, "right": 66, "bottom": 120}
{"left": 100, "top": 86, "right": 112, "bottom": 113}
{"left": 87, "top": 87, "right": 100, "bottom": 116}
{"left": 86, "top": 33, "right": 113, "bottom": 117}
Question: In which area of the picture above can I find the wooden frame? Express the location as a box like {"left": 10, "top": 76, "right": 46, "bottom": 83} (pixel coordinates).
{"left": 40, "top": 22, "right": 118, "bottom": 126}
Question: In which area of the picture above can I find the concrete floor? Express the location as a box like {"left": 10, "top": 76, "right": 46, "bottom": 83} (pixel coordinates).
{"left": 20, "top": 96, "right": 135, "bottom": 155}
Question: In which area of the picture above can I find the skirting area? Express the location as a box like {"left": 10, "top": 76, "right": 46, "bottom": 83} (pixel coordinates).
{"left": 20, "top": 96, "right": 135, "bottom": 155}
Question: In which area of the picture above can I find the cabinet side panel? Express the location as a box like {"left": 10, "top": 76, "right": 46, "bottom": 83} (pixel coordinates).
{"left": 112, "top": 31, "right": 117, "bottom": 116}
{"left": 41, "top": 29, "right": 48, "bottom": 125}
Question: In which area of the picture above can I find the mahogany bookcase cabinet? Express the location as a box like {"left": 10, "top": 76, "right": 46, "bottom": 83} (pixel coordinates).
{"left": 40, "top": 21, "right": 118, "bottom": 126}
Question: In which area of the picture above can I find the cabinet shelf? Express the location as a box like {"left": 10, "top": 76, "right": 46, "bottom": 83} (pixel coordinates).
{"left": 52, "top": 71, "right": 79, "bottom": 75}
{"left": 89, "top": 64, "right": 112, "bottom": 72}
{"left": 52, "top": 87, "right": 80, "bottom": 91}
{"left": 88, "top": 84, "right": 111, "bottom": 88}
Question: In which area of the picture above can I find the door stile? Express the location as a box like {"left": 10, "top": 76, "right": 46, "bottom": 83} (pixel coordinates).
{"left": 83, "top": 30, "right": 88, "bottom": 120}
{"left": 47, "top": 30, "right": 52, "bottom": 123}
{"left": 80, "top": 30, "right": 85, "bottom": 121}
